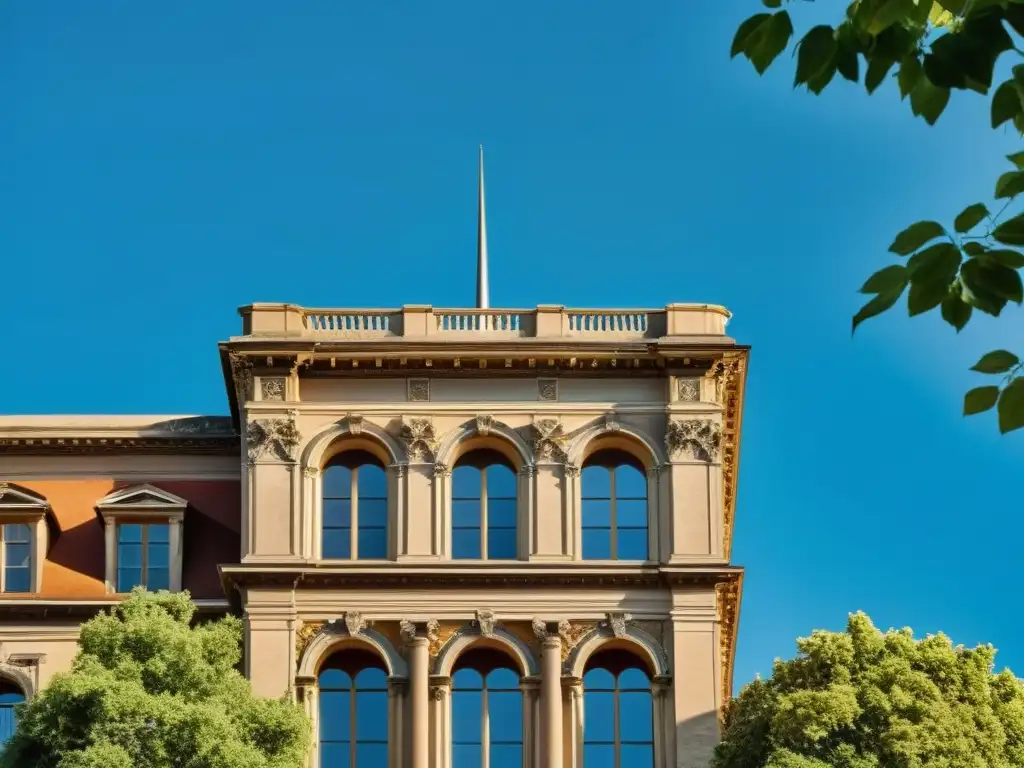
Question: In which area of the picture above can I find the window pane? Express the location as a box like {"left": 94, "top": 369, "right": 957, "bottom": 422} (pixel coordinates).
{"left": 3, "top": 524, "right": 30, "bottom": 543}
{"left": 318, "top": 741, "right": 350, "bottom": 768}
{"left": 118, "top": 524, "right": 143, "bottom": 543}
{"left": 453, "top": 744, "right": 482, "bottom": 768}
{"left": 490, "top": 744, "right": 522, "bottom": 768}
{"left": 4, "top": 567, "right": 30, "bottom": 593}
{"left": 117, "top": 568, "right": 143, "bottom": 593}
{"left": 583, "top": 744, "right": 615, "bottom": 768}
{"left": 354, "top": 691, "right": 388, "bottom": 740}
{"left": 356, "top": 742, "right": 387, "bottom": 768}
{"left": 354, "top": 668, "right": 387, "bottom": 689}
{"left": 583, "top": 668, "right": 616, "bottom": 690}
{"left": 618, "top": 668, "right": 650, "bottom": 689}
{"left": 582, "top": 465, "right": 611, "bottom": 498}
{"left": 621, "top": 744, "right": 655, "bottom": 767}
{"left": 323, "top": 466, "right": 352, "bottom": 498}
{"left": 487, "top": 498, "right": 517, "bottom": 528}
{"left": 615, "top": 465, "right": 647, "bottom": 498}
{"left": 146, "top": 567, "right": 170, "bottom": 591}
{"left": 619, "top": 692, "right": 653, "bottom": 742}
{"left": 322, "top": 527, "right": 352, "bottom": 559}
{"left": 118, "top": 542, "right": 142, "bottom": 567}
{"left": 582, "top": 499, "right": 611, "bottom": 527}
{"left": 452, "top": 690, "right": 482, "bottom": 743}
{"left": 453, "top": 529, "right": 481, "bottom": 560}
{"left": 486, "top": 465, "right": 517, "bottom": 498}
{"left": 584, "top": 690, "right": 615, "bottom": 736}
{"left": 616, "top": 499, "right": 648, "bottom": 528}
{"left": 319, "top": 690, "right": 351, "bottom": 740}
{"left": 453, "top": 668, "right": 483, "bottom": 689}
{"left": 489, "top": 690, "right": 523, "bottom": 741}
{"left": 582, "top": 529, "right": 611, "bottom": 560}
{"left": 359, "top": 498, "right": 388, "bottom": 528}
{"left": 319, "top": 669, "right": 352, "bottom": 690}
{"left": 147, "top": 542, "right": 170, "bottom": 569}
{"left": 487, "top": 527, "right": 517, "bottom": 560}
{"left": 487, "top": 668, "right": 518, "bottom": 690}
{"left": 617, "top": 528, "right": 648, "bottom": 560}
{"left": 452, "top": 500, "right": 481, "bottom": 528}
{"left": 324, "top": 499, "right": 352, "bottom": 528}
{"left": 452, "top": 466, "right": 482, "bottom": 499}
{"left": 147, "top": 524, "right": 169, "bottom": 544}
{"left": 357, "top": 527, "right": 387, "bottom": 559}
{"left": 357, "top": 465, "right": 387, "bottom": 499}
{"left": 4, "top": 543, "right": 30, "bottom": 569}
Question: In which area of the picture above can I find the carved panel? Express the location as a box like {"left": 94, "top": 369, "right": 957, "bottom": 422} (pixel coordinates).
{"left": 530, "top": 419, "right": 568, "bottom": 463}
{"left": 538, "top": 378, "right": 558, "bottom": 402}
{"left": 296, "top": 620, "right": 326, "bottom": 659}
{"left": 247, "top": 418, "right": 300, "bottom": 462}
{"left": 400, "top": 418, "right": 438, "bottom": 463}
{"left": 408, "top": 379, "right": 430, "bottom": 402}
{"left": 665, "top": 419, "right": 721, "bottom": 462}
{"left": 677, "top": 377, "right": 700, "bottom": 402}
{"left": 260, "top": 377, "right": 286, "bottom": 401}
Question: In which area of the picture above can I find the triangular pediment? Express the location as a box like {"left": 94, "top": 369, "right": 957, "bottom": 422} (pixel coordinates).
{"left": 0, "top": 483, "right": 48, "bottom": 509}
{"left": 96, "top": 484, "right": 188, "bottom": 510}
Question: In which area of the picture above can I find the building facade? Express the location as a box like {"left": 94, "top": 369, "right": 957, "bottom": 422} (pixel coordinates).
{"left": 0, "top": 302, "right": 747, "bottom": 768}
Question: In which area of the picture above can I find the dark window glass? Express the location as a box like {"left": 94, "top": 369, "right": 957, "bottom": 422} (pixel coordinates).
{"left": 452, "top": 663, "right": 523, "bottom": 768}
{"left": 583, "top": 664, "right": 654, "bottom": 768}
{"left": 116, "top": 523, "right": 170, "bottom": 592}
{"left": 0, "top": 686, "right": 24, "bottom": 749}
{"left": 3, "top": 524, "right": 31, "bottom": 593}
{"left": 322, "top": 453, "right": 389, "bottom": 560}
{"left": 582, "top": 453, "right": 649, "bottom": 561}
{"left": 452, "top": 452, "right": 518, "bottom": 560}
{"left": 319, "top": 660, "right": 389, "bottom": 767}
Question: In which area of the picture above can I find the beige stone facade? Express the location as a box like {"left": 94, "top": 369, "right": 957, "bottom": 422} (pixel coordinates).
{"left": 0, "top": 302, "right": 748, "bottom": 768}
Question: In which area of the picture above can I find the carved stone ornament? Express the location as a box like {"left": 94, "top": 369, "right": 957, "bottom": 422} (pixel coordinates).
{"left": 677, "top": 377, "right": 700, "bottom": 402}
{"left": 229, "top": 353, "right": 254, "bottom": 404}
{"left": 430, "top": 685, "right": 447, "bottom": 701}
{"left": 344, "top": 611, "right": 368, "bottom": 636}
{"left": 399, "top": 619, "right": 416, "bottom": 643}
{"left": 346, "top": 413, "right": 364, "bottom": 436}
{"left": 705, "top": 357, "right": 742, "bottom": 406}
{"left": 531, "top": 618, "right": 549, "bottom": 640}
{"left": 295, "top": 621, "right": 326, "bottom": 658}
{"left": 303, "top": 466, "right": 319, "bottom": 479}
{"left": 475, "top": 414, "right": 495, "bottom": 437}
{"left": 538, "top": 378, "right": 557, "bottom": 402}
{"left": 400, "top": 619, "right": 440, "bottom": 646}
{"left": 531, "top": 419, "right": 568, "bottom": 463}
{"left": 261, "top": 377, "right": 286, "bottom": 401}
{"left": 665, "top": 419, "right": 722, "bottom": 462}
{"left": 606, "top": 612, "right": 633, "bottom": 638}
{"left": 603, "top": 412, "right": 621, "bottom": 432}
{"left": 564, "top": 463, "right": 581, "bottom": 478}
{"left": 247, "top": 418, "right": 300, "bottom": 462}
{"left": 400, "top": 418, "right": 438, "bottom": 463}
{"left": 408, "top": 379, "right": 430, "bottom": 402}
{"left": 475, "top": 610, "right": 497, "bottom": 637}
{"left": 433, "top": 462, "right": 451, "bottom": 478}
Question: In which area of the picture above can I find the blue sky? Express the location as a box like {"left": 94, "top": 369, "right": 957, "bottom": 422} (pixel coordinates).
{"left": 2, "top": 2, "right": 1022, "bottom": 692}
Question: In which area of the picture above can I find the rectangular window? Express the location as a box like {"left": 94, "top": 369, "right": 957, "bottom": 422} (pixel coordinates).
{"left": 117, "top": 523, "right": 170, "bottom": 592}
{"left": 2, "top": 524, "right": 32, "bottom": 593}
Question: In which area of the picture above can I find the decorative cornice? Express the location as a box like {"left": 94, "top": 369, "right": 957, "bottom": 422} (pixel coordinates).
{"left": 0, "top": 435, "right": 239, "bottom": 456}
{"left": 716, "top": 574, "right": 743, "bottom": 715}
{"left": 709, "top": 352, "right": 747, "bottom": 559}
{"left": 665, "top": 419, "right": 722, "bottom": 462}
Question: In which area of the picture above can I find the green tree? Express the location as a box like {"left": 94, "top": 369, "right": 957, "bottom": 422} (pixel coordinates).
{"left": 1, "top": 590, "right": 309, "bottom": 768}
{"left": 731, "top": 0, "right": 1024, "bottom": 434}
{"left": 713, "top": 612, "right": 1024, "bottom": 768}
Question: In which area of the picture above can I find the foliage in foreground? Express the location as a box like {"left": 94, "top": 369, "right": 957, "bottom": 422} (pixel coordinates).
{"left": 0, "top": 590, "right": 309, "bottom": 768}
{"left": 732, "top": 0, "right": 1024, "bottom": 434}
{"left": 714, "top": 612, "right": 1024, "bottom": 768}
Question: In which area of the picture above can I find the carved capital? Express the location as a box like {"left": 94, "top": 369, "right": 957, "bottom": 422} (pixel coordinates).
{"left": 303, "top": 466, "right": 319, "bottom": 478}
{"left": 389, "top": 463, "right": 408, "bottom": 478}
{"left": 247, "top": 417, "right": 300, "bottom": 462}
{"left": 433, "top": 462, "right": 451, "bottom": 478}
{"left": 400, "top": 418, "right": 438, "bottom": 463}
{"left": 665, "top": 419, "right": 721, "bottom": 462}
{"left": 564, "top": 463, "right": 580, "bottom": 478}
{"left": 518, "top": 464, "right": 537, "bottom": 478}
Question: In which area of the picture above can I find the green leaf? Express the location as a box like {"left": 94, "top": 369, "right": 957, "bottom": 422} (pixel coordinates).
{"left": 954, "top": 203, "right": 988, "bottom": 233}
{"left": 941, "top": 294, "right": 972, "bottom": 331}
{"left": 762, "top": 0, "right": 783, "bottom": 7}
{"left": 836, "top": 42, "right": 859, "bottom": 82}
{"left": 1006, "top": 4, "right": 1024, "bottom": 38}
{"left": 749, "top": 12, "right": 794, "bottom": 74}
{"left": 961, "top": 259, "right": 1011, "bottom": 315}
{"left": 898, "top": 56, "right": 923, "bottom": 99}
{"left": 731, "top": 14, "right": 771, "bottom": 58}
{"left": 910, "top": 77, "right": 951, "bottom": 124}
{"left": 807, "top": 61, "right": 838, "bottom": 94}
{"left": 907, "top": 242, "right": 961, "bottom": 283}
{"left": 860, "top": 264, "right": 909, "bottom": 293}
{"left": 889, "top": 220, "right": 945, "bottom": 255}
{"left": 795, "top": 26, "right": 838, "bottom": 87}
{"left": 971, "top": 350, "right": 1021, "bottom": 374}
{"left": 993, "top": 213, "right": 1024, "bottom": 246}
{"left": 852, "top": 287, "right": 904, "bottom": 333}
{"left": 998, "top": 378, "right": 1024, "bottom": 433}
{"left": 865, "top": 57, "right": 895, "bottom": 94}
{"left": 1008, "top": 152, "right": 1024, "bottom": 169}
{"left": 964, "top": 386, "right": 1000, "bottom": 415}
{"left": 977, "top": 262, "right": 1024, "bottom": 302}
{"left": 908, "top": 279, "right": 952, "bottom": 315}
{"left": 987, "top": 249, "right": 1024, "bottom": 268}
{"left": 868, "top": 0, "right": 911, "bottom": 35}
{"left": 995, "top": 171, "right": 1024, "bottom": 200}
{"left": 991, "top": 80, "right": 1022, "bottom": 129}
{"left": 963, "top": 242, "right": 986, "bottom": 256}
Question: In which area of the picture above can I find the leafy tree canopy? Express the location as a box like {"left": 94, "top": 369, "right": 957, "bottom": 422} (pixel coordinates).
{"left": 1, "top": 590, "right": 309, "bottom": 768}
{"left": 714, "top": 612, "right": 1024, "bottom": 768}
{"left": 731, "top": 0, "right": 1024, "bottom": 434}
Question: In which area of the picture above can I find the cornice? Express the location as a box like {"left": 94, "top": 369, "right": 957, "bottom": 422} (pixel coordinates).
{"left": 0, "top": 436, "right": 239, "bottom": 456}
{"left": 0, "top": 598, "right": 232, "bottom": 621}
{"left": 716, "top": 572, "right": 744, "bottom": 714}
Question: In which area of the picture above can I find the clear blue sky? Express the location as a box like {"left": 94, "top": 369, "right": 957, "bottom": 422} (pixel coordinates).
{"left": 2, "top": 2, "right": 1022, "bottom": 692}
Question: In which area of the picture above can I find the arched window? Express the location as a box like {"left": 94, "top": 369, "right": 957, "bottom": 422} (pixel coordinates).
{"left": 319, "top": 651, "right": 389, "bottom": 767}
{"left": 0, "top": 680, "right": 24, "bottom": 750}
{"left": 452, "top": 650, "right": 523, "bottom": 768}
{"left": 581, "top": 450, "right": 648, "bottom": 560}
{"left": 583, "top": 656, "right": 654, "bottom": 768}
{"left": 322, "top": 451, "right": 388, "bottom": 560}
{"left": 452, "top": 450, "right": 517, "bottom": 560}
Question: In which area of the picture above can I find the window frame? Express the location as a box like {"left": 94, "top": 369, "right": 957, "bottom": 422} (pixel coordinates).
{"left": 582, "top": 665, "right": 656, "bottom": 768}
{"left": 96, "top": 484, "right": 186, "bottom": 594}
{"left": 451, "top": 663, "right": 524, "bottom": 768}
{"left": 581, "top": 459, "right": 649, "bottom": 561}
{"left": 0, "top": 483, "right": 50, "bottom": 594}
{"left": 318, "top": 662, "right": 390, "bottom": 767}
{"left": 451, "top": 457, "right": 519, "bottom": 561}
{"left": 320, "top": 454, "right": 390, "bottom": 561}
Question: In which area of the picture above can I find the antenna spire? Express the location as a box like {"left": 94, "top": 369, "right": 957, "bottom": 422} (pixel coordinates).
{"left": 476, "top": 144, "right": 490, "bottom": 309}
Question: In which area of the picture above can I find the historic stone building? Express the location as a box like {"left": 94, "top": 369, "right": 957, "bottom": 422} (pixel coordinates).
{"left": 0, "top": 300, "right": 747, "bottom": 768}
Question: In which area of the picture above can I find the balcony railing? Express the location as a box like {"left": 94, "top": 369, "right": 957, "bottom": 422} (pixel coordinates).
{"left": 239, "top": 303, "right": 730, "bottom": 340}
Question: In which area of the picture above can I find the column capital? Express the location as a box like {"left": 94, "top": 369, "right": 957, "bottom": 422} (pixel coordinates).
{"left": 400, "top": 618, "right": 439, "bottom": 645}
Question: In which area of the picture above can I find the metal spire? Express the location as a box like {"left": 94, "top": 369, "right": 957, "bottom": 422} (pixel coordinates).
{"left": 476, "top": 144, "right": 490, "bottom": 309}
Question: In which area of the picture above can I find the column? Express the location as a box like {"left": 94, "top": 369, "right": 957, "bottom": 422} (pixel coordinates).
{"left": 295, "top": 676, "right": 318, "bottom": 768}
{"left": 651, "top": 675, "right": 672, "bottom": 768}
{"left": 430, "top": 676, "right": 452, "bottom": 768}
{"left": 563, "top": 677, "right": 584, "bottom": 768}
{"left": 539, "top": 624, "right": 564, "bottom": 768}
{"left": 388, "top": 679, "right": 407, "bottom": 768}
{"left": 103, "top": 517, "right": 116, "bottom": 592}
{"left": 406, "top": 624, "right": 430, "bottom": 768}
{"left": 168, "top": 517, "right": 183, "bottom": 591}
{"left": 520, "top": 676, "right": 541, "bottom": 768}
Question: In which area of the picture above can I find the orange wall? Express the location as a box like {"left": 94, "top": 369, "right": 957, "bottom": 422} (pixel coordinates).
{"left": 8, "top": 479, "right": 240, "bottom": 600}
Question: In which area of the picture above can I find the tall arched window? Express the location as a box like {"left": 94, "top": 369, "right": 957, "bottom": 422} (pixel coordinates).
{"left": 322, "top": 450, "right": 388, "bottom": 559}
{"left": 583, "top": 657, "right": 654, "bottom": 768}
{"left": 452, "top": 450, "right": 517, "bottom": 560}
{"left": 0, "top": 680, "right": 24, "bottom": 750}
{"left": 581, "top": 450, "right": 648, "bottom": 560}
{"left": 319, "top": 652, "right": 389, "bottom": 767}
{"left": 452, "top": 650, "right": 523, "bottom": 768}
